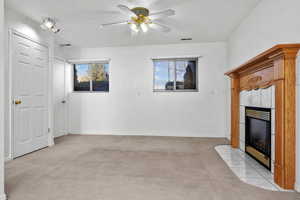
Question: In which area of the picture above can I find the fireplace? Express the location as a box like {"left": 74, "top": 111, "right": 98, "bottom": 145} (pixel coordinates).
{"left": 245, "top": 107, "right": 271, "bottom": 170}
{"left": 225, "top": 45, "right": 300, "bottom": 189}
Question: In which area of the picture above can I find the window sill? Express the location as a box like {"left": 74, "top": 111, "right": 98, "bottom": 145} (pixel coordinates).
{"left": 153, "top": 90, "right": 199, "bottom": 93}
{"left": 72, "top": 91, "right": 109, "bottom": 93}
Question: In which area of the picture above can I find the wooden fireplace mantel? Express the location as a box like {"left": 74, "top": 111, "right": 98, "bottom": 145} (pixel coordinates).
{"left": 225, "top": 44, "right": 300, "bottom": 189}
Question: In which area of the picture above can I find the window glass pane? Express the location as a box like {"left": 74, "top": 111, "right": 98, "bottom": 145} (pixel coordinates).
{"left": 176, "top": 60, "right": 197, "bottom": 90}
{"left": 154, "top": 60, "right": 174, "bottom": 90}
{"left": 74, "top": 64, "right": 90, "bottom": 91}
{"left": 73, "top": 63, "right": 109, "bottom": 92}
{"left": 89, "top": 63, "right": 109, "bottom": 92}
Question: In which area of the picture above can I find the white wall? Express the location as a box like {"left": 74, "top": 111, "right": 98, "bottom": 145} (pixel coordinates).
{"left": 3, "top": 8, "right": 65, "bottom": 160}
{"left": 0, "top": 0, "right": 6, "bottom": 199}
{"left": 227, "top": 0, "right": 300, "bottom": 191}
{"left": 228, "top": 0, "right": 300, "bottom": 68}
{"left": 64, "top": 42, "right": 228, "bottom": 137}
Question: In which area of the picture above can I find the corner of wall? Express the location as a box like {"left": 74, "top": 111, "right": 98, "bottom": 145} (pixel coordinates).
{"left": 295, "top": 182, "right": 300, "bottom": 192}
{"left": 4, "top": 155, "right": 11, "bottom": 162}
{"left": 0, "top": 0, "right": 6, "bottom": 198}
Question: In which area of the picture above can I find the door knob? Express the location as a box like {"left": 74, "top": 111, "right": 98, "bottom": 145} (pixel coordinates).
{"left": 14, "top": 100, "right": 22, "bottom": 105}
{"left": 61, "top": 100, "right": 66, "bottom": 104}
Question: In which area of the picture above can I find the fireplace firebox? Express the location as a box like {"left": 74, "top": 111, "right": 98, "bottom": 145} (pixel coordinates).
{"left": 245, "top": 107, "right": 271, "bottom": 170}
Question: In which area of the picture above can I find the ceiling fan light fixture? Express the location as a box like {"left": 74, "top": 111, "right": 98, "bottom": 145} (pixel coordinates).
{"left": 140, "top": 23, "right": 148, "bottom": 33}
{"left": 130, "top": 23, "right": 139, "bottom": 32}
{"left": 100, "top": 5, "right": 174, "bottom": 35}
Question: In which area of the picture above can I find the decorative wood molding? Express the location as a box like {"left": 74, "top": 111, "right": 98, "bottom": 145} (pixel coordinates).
{"left": 225, "top": 44, "right": 300, "bottom": 190}
{"left": 230, "top": 77, "right": 240, "bottom": 148}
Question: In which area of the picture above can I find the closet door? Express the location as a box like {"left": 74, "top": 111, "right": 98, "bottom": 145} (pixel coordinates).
{"left": 12, "top": 33, "right": 49, "bottom": 158}
{"left": 53, "top": 58, "right": 67, "bottom": 138}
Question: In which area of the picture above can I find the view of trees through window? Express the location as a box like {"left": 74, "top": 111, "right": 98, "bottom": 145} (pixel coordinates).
{"left": 153, "top": 58, "right": 197, "bottom": 91}
{"left": 73, "top": 63, "right": 109, "bottom": 92}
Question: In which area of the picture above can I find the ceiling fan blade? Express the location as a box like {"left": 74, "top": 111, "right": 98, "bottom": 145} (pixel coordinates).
{"left": 100, "top": 21, "right": 129, "bottom": 28}
{"left": 149, "top": 22, "right": 171, "bottom": 32}
{"left": 149, "top": 9, "right": 175, "bottom": 20}
{"left": 125, "top": 0, "right": 156, "bottom": 7}
{"left": 117, "top": 4, "right": 136, "bottom": 17}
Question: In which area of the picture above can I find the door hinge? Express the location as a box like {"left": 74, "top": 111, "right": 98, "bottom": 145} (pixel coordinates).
{"left": 48, "top": 128, "right": 51, "bottom": 133}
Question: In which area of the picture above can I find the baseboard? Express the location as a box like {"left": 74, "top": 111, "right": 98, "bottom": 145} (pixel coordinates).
{"left": 225, "top": 133, "right": 231, "bottom": 141}
{"left": 53, "top": 132, "right": 68, "bottom": 139}
{"left": 68, "top": 130, "right": 225, "bottom": 138}
{"left": 5, "top": 156, "right": 12, "bottom": 162}
{"left": 0, "top": 194, "right": 6, "bottom": 200}
{"left": 295, "top": 182, "right": 300, "bottom": 192}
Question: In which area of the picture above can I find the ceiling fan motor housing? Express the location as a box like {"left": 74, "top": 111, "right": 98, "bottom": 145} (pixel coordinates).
{"left": 131, "top": 7, "right": 150, "bottom": 17}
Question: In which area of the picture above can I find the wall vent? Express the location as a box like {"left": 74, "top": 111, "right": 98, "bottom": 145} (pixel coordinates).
{"left": 60, "top": 43, "right": 72, "bottom": 47}
{"left": 181, "top": 38, "right": 192, "bottom": 41}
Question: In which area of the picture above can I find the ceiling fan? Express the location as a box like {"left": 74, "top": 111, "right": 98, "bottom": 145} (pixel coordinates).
{"left": 100, "top": 5, "right": 175, "bottom": 33}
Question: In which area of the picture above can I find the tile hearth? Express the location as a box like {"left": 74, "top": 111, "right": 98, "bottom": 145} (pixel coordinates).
{"left": 215, "top": 145, "right": 293, "bottom": 192}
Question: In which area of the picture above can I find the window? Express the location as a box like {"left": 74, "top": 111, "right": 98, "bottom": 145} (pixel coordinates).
{"left": 73, "top": 62, "right": 109, "bottom": 92}
{"left": 153, "top": 58, "right": 198, "bottom": 91}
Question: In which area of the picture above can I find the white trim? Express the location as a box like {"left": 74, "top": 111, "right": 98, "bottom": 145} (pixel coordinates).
{"left": 8, "top": 29, "right": 53, "bottom": 158}
{"left": 68, "top": 130, "right": 224, "bottom": 138}
{"left": 4, "top": 156, "right": 11, "bottom": 162}
{"left": 225, "top": 133, "right": 231, "bottom": 141}
{"left": 47, "top": 39, "right": 54, "bottom": 147}
{"left": 61, "top": 56, "right": 69, "bottom": 137}
{"left": 0, "top": 194, "right": 6, "bottom": 200}
{"left": 71, "top": 60, "right": 110, "bottom": 93}
{"left": 10, "top": 29, "right": 49, "bottom": 47}
{"left": 152, "top": 57, "right": 199, "bottom": 92}
{"left": 68, "top": 58, "right": 111, "bottom": 64}
{"left": 0, "top": 0, "right": 5, "bottom": 196}
{"left": 52, "top": 58, "right": 69, "bottom": 138}
{"left": 53, "top": 56, "right": 66, "bottom": 62}
{"left": 7, "top": 29, "right": 13, "bottom": 160}
{"left": 151, "top": 55, "right": 203, "bottom": 60}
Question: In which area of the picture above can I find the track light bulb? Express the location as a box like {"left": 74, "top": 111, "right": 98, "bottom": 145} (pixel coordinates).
{"left": 51, "top": 27, "right": 60, "bottom": 33}
{"left": 41, "top": 18, "right": 55, "bottom": 29}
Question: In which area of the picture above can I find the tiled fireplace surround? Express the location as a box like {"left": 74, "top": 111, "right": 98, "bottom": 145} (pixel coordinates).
{"left": 239, "top": 86, "right": 276, "bottom": 173}
{"left": 215, "top": 86, "right": 281, "bottom": 191}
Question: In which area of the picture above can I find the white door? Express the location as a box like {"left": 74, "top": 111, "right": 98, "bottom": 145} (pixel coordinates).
{"left": 53, "top": 58, "right": 67, "bottom": 138}
{"left": 12, "top": 33, "right": 49, "bottom": 158}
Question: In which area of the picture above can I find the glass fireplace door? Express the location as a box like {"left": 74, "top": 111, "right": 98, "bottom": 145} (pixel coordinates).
{"left": 245, "top": 107, "right": 271, "bottom": 170}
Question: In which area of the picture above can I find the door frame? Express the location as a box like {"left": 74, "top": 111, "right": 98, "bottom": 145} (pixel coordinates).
{"left": 8, "top": 29, "right": 54, "bottom": 160}
{"left": 53, "top": 57, "right": 69, "bottom": 138}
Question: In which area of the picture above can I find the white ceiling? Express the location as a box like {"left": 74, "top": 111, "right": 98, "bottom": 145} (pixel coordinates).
{"left": 6, "top": 0, "right": 261, "bottom": 48}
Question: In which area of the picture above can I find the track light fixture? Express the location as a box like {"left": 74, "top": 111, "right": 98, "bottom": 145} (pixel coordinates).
{"left": 40, "top": 18, "right": 61, "bottom": 34}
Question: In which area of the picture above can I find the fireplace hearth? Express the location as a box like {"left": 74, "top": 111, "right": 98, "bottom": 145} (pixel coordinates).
{"left": 245, "top": 107, "right": 271, "bottom": 170}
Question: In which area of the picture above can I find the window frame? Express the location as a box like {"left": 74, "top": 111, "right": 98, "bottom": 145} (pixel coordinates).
{"left": 72, "top": 60, "right": 110, "bottom": 93}
{"left": 152, "top": 57, "right": 199, "bottom": 92}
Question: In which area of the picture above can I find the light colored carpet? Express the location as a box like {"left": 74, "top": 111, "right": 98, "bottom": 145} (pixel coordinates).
{"left": 5, "top": 135, "right": 300, "bottom": 200}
